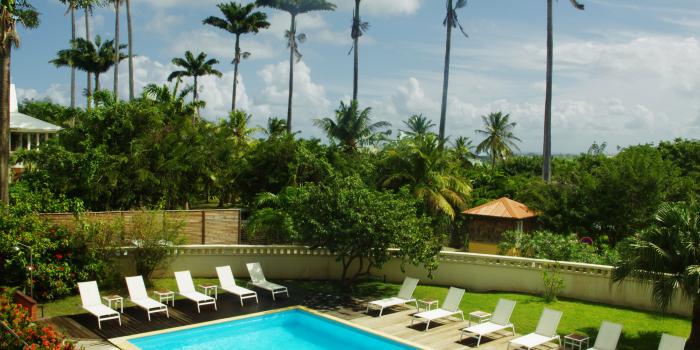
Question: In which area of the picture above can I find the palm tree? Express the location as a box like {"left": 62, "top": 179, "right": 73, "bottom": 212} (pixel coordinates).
{"left": 401, "top": 114, "right": 436, "bottom": 137}
{"left": 203, "top": 2, "right": 270, "bottom": 112}
{"left": 167, "top": 51, "right": 222, "bottom": 122}
{"left": 125, "top": 0, "right": 134, "bottom": 100}
{"left": 475, "top": 112, "right": 521, "bottom": 166}
{"left": 142, "top": 80, "right": 204, "bottom": 118}
{"left": 349, "top": 0, "right": 368, "bottom": 102}
{"left": 265, "top": 117, "right": 287, "bottom": 139}
{"left": 439, "top": 0, "right": 468, "bottom": 144}
{"left": 59, "top": 0, "right": 79, "bottom": 108}
{"left": 542, "top": 0, "right": 584, "bottom": 181}
{"left": 314, "top": 100, "right": 389, "bottom": 153}
{"left": 256, "top": 0, "right": 336, "bottom": 133}
{"left": 111, "top": 0, "right": 121, "bottom": 99}
{"left": 451, "top": 136, "right": 477, "bottom": 168}
{"left": 380, "top": 133, "right": 471, "bottom": 219}
{"left": 50, "top": 36, "right": 127, "bottom": 103}
{"left": 79, "top": 0, "right": 100, "bottom": 108}
{"left": 0, "top": 0, "right": 39, "bottom": 205}
{"left": 614, "top": 201, "right": 700, "bottom": 349}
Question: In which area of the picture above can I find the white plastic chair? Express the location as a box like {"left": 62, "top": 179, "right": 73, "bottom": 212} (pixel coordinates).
{"left": 77, "top": 281, "right": 121, "bottom": 329}
{"left": 174, "top": 270, "right": 217, "bottom": 313}
{"left": 125, "top": 276, "right": 169, "bottom": 321}
{"left": 410, "top": 287, "right": 465, "bottom": 331}
{"left": 366, "top": 277, "right": 419, "bottom": 316}
{"left": 587, "top": 321, "right": 623, "bottom": 350}
{"left": 216, "top": 266, "right": 259, "bottom": 306}
{"left": 245, "top": 262, "right": 289, "bottom": 301}
{"left": 508, "top": 308, "right": 562, "bottom": 350}
{"left": 658, "top": 333, "right": 687, "bottom": 350}
{"left": 460, "top": 298, "right": 516, "bottom": 347}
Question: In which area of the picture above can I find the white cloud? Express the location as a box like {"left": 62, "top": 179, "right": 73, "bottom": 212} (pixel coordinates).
{"left": 169, "top": 29, "right": 277, "bottom": 62}
{"left": 145, "top": 10, "right": 185, "bottom": 35}
{"left": 16, "top": 84, "right": 68, "bottom": 105}
{"left": 138, "top": 0, "right": 219, "bottom": 8}
{"left": 335, "top": 0, "right": 422, "bottom": 16}
{"left": 75, "top": 13, "right": 106, "bottom": 40}
{"left": 265, "top": 12, "right": 349, "bottom": 46}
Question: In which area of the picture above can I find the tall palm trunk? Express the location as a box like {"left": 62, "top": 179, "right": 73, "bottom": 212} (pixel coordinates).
{"left": 193, "top": 75, "right": 198, "bottom": 124}
{"left": 113, "top": 0, "right": 120, "bottom": 99}
{"left": 286, "top": 14, "right": 296, "bottom": 133}
{"left": 126, "top": 0, "right": 134, "bottom": 101}
{"left": 352, "top": 0, "right": 359, "bottom": 102}
{"left": 232, "top": 34, "right": 240, "bottom": 111}
{"left": 542, "top": 0, "right": 553, "bottom": 182}
{"left": 95, "top": 72, "right": 100, "bottom": 92}
{"left": 439, "top": 0, "right": 453, "bottom": 145}
{"left": 0, "top": 40, "right": 10, "bottom": 205}
{"left": 70, "top": 6, "right": 76, "bottom": 108}
{"left": 689, "top": 296, "right": 700, "bottom": 349}
{"left": 85, "top": 8, "right": 92, "bottom": 109}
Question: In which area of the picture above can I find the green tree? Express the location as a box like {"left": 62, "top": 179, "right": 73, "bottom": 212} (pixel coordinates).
{"left": 264, "top": 117, "right": 288, "bottom": 139}
{"left": 50, "top": 36, "right": 127, "bottom": 106}
{"left": 255, "top": 0, "right": 336, "bottom": 132}
{"left": 168, "top": 50, "right": 222, "bottom": 121}
{"left": 438, "top": 0, "right": 468, "bottom": 144}
{"left": 280, "top": 175, "right": 440, "bottom": 284}
{"left": 349, "top": 0, "right": 368, "bottom": 101}
{"left": 314, "top": 100, "right": 389, "bottom": 153}
{"left": 475, "top": 111, "right": 521, "bottom": 166}
{"left": 0, "top": 0, "right": 39, "bottom": 205}
{"left": 614, "top": 201, "right": 700, "bottom": 349}
{"left": 542, "top": 0, "right": 584, "bottom": 181}
{"left": 203, "top": 2, "right": 270, "bottom": 111}
{"left": 451, "top": 136, "right": 477, "bottom": 168}
{"left": 380, "top": 134, "right": 471, "bottom": 219}
{"left": 401, "top": 114, "right": 436, "bottom": 137}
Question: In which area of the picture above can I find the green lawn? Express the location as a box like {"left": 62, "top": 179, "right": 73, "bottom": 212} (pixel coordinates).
{"left": 41, "top": 279, "right": 690, "bottom": 350}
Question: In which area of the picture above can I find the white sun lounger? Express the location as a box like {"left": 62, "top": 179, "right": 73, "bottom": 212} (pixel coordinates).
{"left": 366, "top": 277, "right": 419, "bottom": 316}
{"left": 658, "top": 334, "right": 686, "bottom": 350}
{"left": 246, "top": 262, "right": 289, "bottom": 301}
{"left": 125, "top": 276, "right": 169, "bottom": 321}
{"left": 587, "top": 321, "right": 623, "bottom": 350}
{"left": 77, "top": 281, "right": 121, "bottom": 329}
{"left": 411, "top": 287, "right": 465, "bottom": 331}
{"left": 216, "top": 266, "right": 259, "bottom": 306}
{"left": 174, "top": 270, "right": 217, "bottom": 313}
{"left": 508, "top": 308, "right": 562, "bottom": 350}
{"left": 460, "top": 298, "right": 516, "bottom": 347}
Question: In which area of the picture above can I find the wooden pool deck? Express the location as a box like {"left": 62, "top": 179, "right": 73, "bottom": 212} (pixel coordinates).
{"left": 46, "top": 288, "right": 561, "bottom": 350}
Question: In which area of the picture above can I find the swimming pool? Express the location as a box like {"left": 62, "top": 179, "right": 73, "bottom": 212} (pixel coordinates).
{"left": 123, "top": 308, "right": 417, "bottom": 350}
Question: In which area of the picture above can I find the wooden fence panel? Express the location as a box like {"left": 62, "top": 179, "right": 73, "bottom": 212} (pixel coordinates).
{"left": 39, "top": 209, "right": 241, "bottom": 245}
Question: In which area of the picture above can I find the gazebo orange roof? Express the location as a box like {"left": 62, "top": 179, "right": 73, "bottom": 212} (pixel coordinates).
{"left": 462, "top": 197, "right": 537, "bottom": 219}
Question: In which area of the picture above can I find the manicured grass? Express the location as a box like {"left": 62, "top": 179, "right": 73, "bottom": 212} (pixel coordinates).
{"left": 41, "top": 279, "right": 689, "bottom": 350}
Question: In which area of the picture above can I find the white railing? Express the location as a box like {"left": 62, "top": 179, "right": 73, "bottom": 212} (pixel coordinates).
{"left": 115, "top": 245, "right": 691, "bottom": 316}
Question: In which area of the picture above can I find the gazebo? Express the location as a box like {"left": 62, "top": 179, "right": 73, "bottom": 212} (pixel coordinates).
{"left": 9, "top": 84, "right": 62, "bottom": 153}
{"left": 462, "top": 197, "right": 538, "bottom": 254}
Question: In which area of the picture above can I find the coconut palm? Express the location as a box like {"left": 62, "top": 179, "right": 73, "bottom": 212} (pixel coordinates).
{"left": 451, "top": 136, "right": 477, "bottom": 168}
{"left": 402, "top": 114, "right": 436, "bottom": 137}
{"left": 475, "top": 112, "right": 521, "bottom": 166}
{"left": 255, "top": 0, "right": 336, "bottom": 133}
{"left": 265, "top": 117, "right": 288, "bottom": 139}
{"left": 542, "top": 0, "right": 584, "bottom": 181}
{"left": 349, "top": 0, "right": 368, "bottom": 102}
{"left": 380, "top": 133, "right": 471, "bottom": 219}
{"left": 59, "top": 0, "right": 79, "bottom": 108}
{"left": 614, "top": 201, "right": 700, "bottom": 349}
{"left": 79, "top": 0, "right": 100, "bottom": 108}
{"left": 125, "top": 0, "right": 134, "bottom": 100}
{"left": 314, "top": 100, "right": 389, "bottom": 153}
{"left": 50, "top": 36, "right": 127, "bottom": 102}
{"left": 0, "top": 0, "right": 39, "bottom": 205}
{"left": 438, "top": 0, "right": 468, "bottom": 144}
{"left": 203, "top": 2, "right": 270, "bottom": 112}
{"left": 142, "top": 80, "right": 204, "bottom": 118}
{"left": 168, "top": 51, "right": 222, "bottom": 104}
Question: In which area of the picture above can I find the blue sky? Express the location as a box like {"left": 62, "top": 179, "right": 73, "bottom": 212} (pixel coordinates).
{"left": 12, "top": 0, "right": 700, "bottom": 153}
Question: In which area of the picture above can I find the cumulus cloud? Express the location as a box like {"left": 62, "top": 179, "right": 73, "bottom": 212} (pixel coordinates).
{"left": 265, "top": 12, "right": 349, "bottom": 46}
{"left": 168, "top": 29, "right": 277, "bottom": 61}
{"left": 16, "top": 84, "right": 69, "bottom": 105}
{"left": 335, "top": 0, "right": 422, "bottom": 16}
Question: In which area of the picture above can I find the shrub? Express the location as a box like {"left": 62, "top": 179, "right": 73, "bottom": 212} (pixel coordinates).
{"left": 123, "top": 211, "right": 185, "bottom": 285}
{"left": 542, "top": 266, "right": 565, "bottom": 303}
{"left": 0, "top": 293, "right": 74, "bottom": 349}
{"left": 498, "top": 230, "right": 618, "bottom": 265}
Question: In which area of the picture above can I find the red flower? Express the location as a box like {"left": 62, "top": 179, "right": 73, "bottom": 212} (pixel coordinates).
{"left": 55, "top": 253, "right": 63, "bottom": 260}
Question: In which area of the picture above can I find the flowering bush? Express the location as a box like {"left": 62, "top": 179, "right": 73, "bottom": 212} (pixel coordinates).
{"left": 0, "top": 294, "right": 74, "bottom": 350}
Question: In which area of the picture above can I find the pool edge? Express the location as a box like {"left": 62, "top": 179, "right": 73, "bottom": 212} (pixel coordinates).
{"left": 108, "top": 305, "right": 430, "bottom": 350}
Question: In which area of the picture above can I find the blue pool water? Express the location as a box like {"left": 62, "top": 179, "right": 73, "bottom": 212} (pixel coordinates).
{"left": 127, "top": 309, "right": 416, "bottom": 350}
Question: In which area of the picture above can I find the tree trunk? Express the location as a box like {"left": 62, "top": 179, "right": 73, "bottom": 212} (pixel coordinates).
{"left": 232, "top": 34, "right": 240, "bottom": 112}
{"left": 193, "top": 75, "right": 198, "bottom": 124}
{"left": 126, "top": 0, "right": 134, "bottom": 101}
{"left": 113, "top": 0, "right": 120, "bottom": 99}
{"left": 70, "top": 6, "right": 76, "bottom": 109}
{"left": 0, "top": 41, "right": 10, "bottom": 206}
{"left": 439, "top": 0, "right": 453, "bottom": 146}
{"left": 542, "top": 0, "right": 553, "bottom": 182}
{"left": 687, "top": 296, "right": 700, "bottom": 349}
{"left": 352, "top": 0, "right": 360, "bottom": 102}
{"left": 85, "top": 8, "right": 92, "bottom": 110}
{"left": 95, "top": 72, "right": 100, "bottom": 93}
{"left": 286, "top": 14, "right": 296, "bottom": 133}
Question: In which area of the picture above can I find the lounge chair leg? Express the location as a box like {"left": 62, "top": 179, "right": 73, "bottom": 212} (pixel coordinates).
{"left": 147, "top": 311, "right": 151, "bottom": 321}
{"left": 272, "top": 292, "right": 276, "bottom": 301}
{"left": 166, "top": 308, "right": 170, "bottom": 318}
{"left": 214, "top": 301, "right": 218, "bottom": 310}
{"left": 425, "top": 320, "right": 430, "bottom": 331}
{"left": 477, "top": 335, "right": 481, "bottom": 347}
{"left": 410, "top": 316, "right": 415, "bottom": 326}
{"left": 197, "top": 303, "right": 201, "bottom": 313}
{"left": 255, "top": 295, "right": 259, "bottom": 303}
{"left": 379, "top": 307, "right": 383, "bottom": 317}
{"left": 118, "top": 315, "right": 121, "bottom": 326}
{"left": 240, "top": 296, "right": 243, "bottom": 307}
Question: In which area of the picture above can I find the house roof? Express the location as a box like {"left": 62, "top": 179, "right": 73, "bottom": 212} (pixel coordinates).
{"left": 462, "top": 197, "right": 537, "bottom": 219}
{"left": 11, "top": 112, "right": 62, "bottom": 132}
